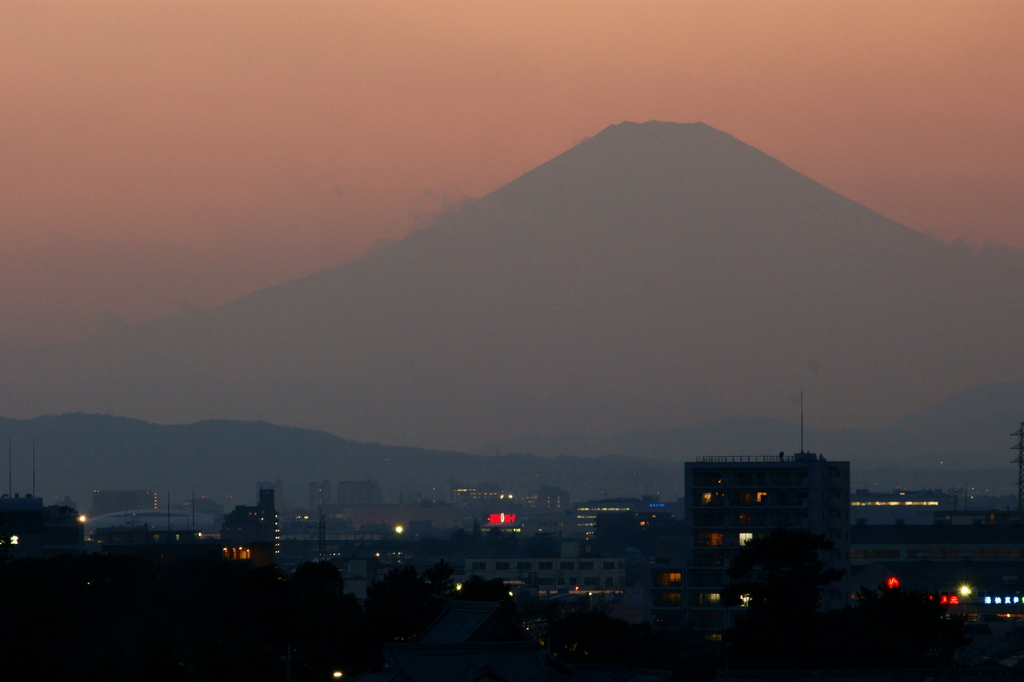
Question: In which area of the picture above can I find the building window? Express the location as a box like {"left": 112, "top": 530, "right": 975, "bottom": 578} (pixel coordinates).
{"left": 692, "top": 552, "right": 725, "bottom": 567}
{"left": 495, "top": 562, "right": 510, "bottom": 570}
{"left": 694, "top": 472, "right": 725, "bottom": 486}
{"left": 653, "top": 592, "right": 683, "bottom": 607}
{"left": 695, "top": 533, "right": 724, "bottom": 547}
{"left": 560, "top": 561, "right": 575, "bottom": 570}
{"left": 471, "top": 562, "right": 486, "bottom": 571}
{"left": 654, "top": 572, "right": 682, "bottom": 587}
{"left": 735, "top": 492, "right": 768, "bottom": 506}
{"left": 603, "top": 561, "right": 616, "bottom": 570}
{"left": 739, "top": 532, "right": 753, "bottom": 546}
{"left": 579, "top": 561, "right": 594, "bottom": 570}
{"left": 517, "top": 562, "right": 532, "bottom": 570}
{"left": 699, "top": 492, "right": 725, "bottom": 506}
{"left": 689, "top": 592, "right": 721, "bottom": 607}
{"left": 690, "top": 570, "right": 724, "bottom": 587}
{"left": 538, "top": 562, "right": 553, "bottom": 570}
{"left": 583, "top": 577, "right": 599, "bottom": 586}
{"left": 538, "top": 577, "right": 554, "bottom": 586}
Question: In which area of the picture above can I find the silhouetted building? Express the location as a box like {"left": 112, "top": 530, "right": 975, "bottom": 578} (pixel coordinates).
{"left": 594, "top": 511, "right": 684, "bottom": 555}
{"left": 354, "top": 600, "right": 670, "bottom": 682}
{"left": 854, "top": 560, "right": 1024, "bottom": 619}
{"left": 308, "top": 480, "right": 332, "bottom": 511}
{"left": 462, "top": 540, "right": 625, "bottom": 593}
{"left": 851, "top": 488, "right": 954, "bottom": 524}
{"left": 0, "top": 495, "right": 85, "bottom": 558}
{"left": 523, "top": 486, "right": 570, "bottom": 511}
{"left": 336, "top": 480, "right": 382, "bottom": 506}
{"left": 572, "top": 497, "right": 662, "bottom": 535}
{"left": 683, "top": 452, "right": 851, "bottom": 630}
{"left": 256, "top": 479, "right": 285, "bottom": 510}
{"left": 452, "top": 482, "right": 504, "bottom": 506}
{"left": 96, "top": 526, "right": 221, "bottom": 562}
{"left": 851, "top": 521, "right": 1024, "bottom": 564}
{"left": 90, "top": 489, "right": 158, "bottom": 517}
{"left": 221, "top": 488, "right": 278, "bottom": 566}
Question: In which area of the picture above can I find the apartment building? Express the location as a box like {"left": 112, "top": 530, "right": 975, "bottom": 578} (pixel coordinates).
{"left": 683, "top": 452, "right": 851, "bottom": 630}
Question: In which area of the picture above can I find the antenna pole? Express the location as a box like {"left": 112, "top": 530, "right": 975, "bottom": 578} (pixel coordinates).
{"left": 317, "top": 504, "right": 326, "bottom": 563}
{"left": 800, "top": 391, "right": 805, "bottom": 453}
{"left": 32, "top": 438, "right": 36, "bottom": 498}
{"left": 1012, "top": 423, "right": 1024, "bottom": 513}
{"left": 7, "top": 436, "right": 11, "bottom": 497}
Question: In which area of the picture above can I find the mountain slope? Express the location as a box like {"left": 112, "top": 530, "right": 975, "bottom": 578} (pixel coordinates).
{"left": 481, "top": 381, "right": 1024, "bottom": 486}
{"left": 4, "top": 121, "right": 1024, "bottom": 450}
{"left": 0, "top": 413, "right": 689, "bottom": 511}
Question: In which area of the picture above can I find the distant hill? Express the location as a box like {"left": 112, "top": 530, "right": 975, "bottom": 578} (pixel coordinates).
{"left": 482, "top": 381, "right": 1024, "bottom": 466}
{"left": 0, "top": 413, "right": 688, "bottom": 512}
{"left": 5, "top": 121, "right": 1024, "bottom": 451}
{"left": 481, "top": 380, "right": 1024, "bottom": 494}
{"left": 6, "top": 382, "right": 1024, "bottom": 514}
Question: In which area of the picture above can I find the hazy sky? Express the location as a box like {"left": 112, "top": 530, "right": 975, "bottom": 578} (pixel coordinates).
{"left": 2, "top": 1, "right": 1022, "bottom": 350}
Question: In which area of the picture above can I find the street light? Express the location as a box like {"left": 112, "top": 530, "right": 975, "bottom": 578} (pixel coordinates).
{"left": 333, "top": 672, "right": 343, "bottom": 679}
{"left": 394, "top": 525, "right": 404, "bottom": 534}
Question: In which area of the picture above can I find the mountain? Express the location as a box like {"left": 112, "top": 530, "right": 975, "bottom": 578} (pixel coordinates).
{"left": 0, "top": 414, "right": 688, "bottom": 512}
{"left": 483, "top": 381, "right": 1024, "bottom": 466}
{"left": 4, "top": 121, "right": 1024, "bottom": 451}
{"left": 7, "top": 382, "right": 1024, "bottom": 513}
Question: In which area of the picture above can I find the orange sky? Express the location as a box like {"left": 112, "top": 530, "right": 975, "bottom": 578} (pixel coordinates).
{"left": 2, "top": 0, "right": 1022, "bottom": 349}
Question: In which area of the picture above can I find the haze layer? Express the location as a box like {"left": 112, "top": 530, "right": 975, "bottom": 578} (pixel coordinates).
{"left": 4, "top": 122, "right": 1024, "bottom": 450}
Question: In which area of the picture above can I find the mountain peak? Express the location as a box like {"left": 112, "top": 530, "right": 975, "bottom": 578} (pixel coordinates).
{"left": 4, "top": 123, "right": 1023, "bottom": 451}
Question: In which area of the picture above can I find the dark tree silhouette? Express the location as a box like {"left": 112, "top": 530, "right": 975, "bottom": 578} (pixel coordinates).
{"left": 723, "top": 528, "right": 844, "bottom": 668}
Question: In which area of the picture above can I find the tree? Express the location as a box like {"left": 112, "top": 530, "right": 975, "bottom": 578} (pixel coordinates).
{"left": 722, "top": 528, "right": 844, "bottom": 668}
{"left": 549, "top": 612, "right": 656, "bottom": 667}
{"left": 453, "top": 575, "right": 513, "bottom": 603}
{"left": 722, "top": 529, "right": 968, "bottom": 669}
{"left": 364, "top": 563, "right": 449, "bottom": 642}
{"left": 823, "top": 584, "right": 970, "bottom": 668}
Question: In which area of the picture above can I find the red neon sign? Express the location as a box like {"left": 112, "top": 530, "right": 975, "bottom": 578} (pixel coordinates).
{"left": 886, "top": 577, "right": 899, "bottom": 589}
{"left": 488, "top": 513, "right": 516, "bottom": 524}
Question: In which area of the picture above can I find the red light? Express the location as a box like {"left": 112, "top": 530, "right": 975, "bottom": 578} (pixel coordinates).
{"left": 886, "top": 577, "right": 899, "bottom": 589}
{"left": 488, "top": 513, "right": 516, "bottom": 524}
{"left": 940, "top": 595, "right": 949, "bottom": 604}
{"left": 950, "top": 595, "right": 959, "bottom": 605}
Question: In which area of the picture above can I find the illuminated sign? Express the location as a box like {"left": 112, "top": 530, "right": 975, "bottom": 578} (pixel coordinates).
{"left": 886, "top": 577, "right": 899, "bottom": 589}
{"left": 488, "top": 513, "right": 516, "bottom": 524}
{"left": 649, "top": 503, "right": 665, "bottom": 508}
{"left": 985, "top": 596, "right": 1021, "bottom": 605}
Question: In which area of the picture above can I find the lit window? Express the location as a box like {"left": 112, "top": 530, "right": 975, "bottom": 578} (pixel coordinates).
{"left": 739, "top": 533, "right": 753, "bottom": 545}
{"left": 695, "top": 533, "right": 724, "bottom": 547}
{"left": 654, "top": 572, "right": 682, "bottom": 587}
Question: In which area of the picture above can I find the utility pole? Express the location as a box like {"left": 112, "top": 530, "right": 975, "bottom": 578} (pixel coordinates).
{"left": 1012, "top": 422, "right": 1024, "bottom": 513}
{"left": 317, "top": 506, "right": 327, "bottom": 562}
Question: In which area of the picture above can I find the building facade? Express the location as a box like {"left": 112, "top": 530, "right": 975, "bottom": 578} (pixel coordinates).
{"left": 683, "top": 452, "right": 851, "bottom": 629}
{"left": 90, "top": 489, "right": 158, "bottom": 517}
{"left": 461, "top": 540, "right": 626, "bottom": 593}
